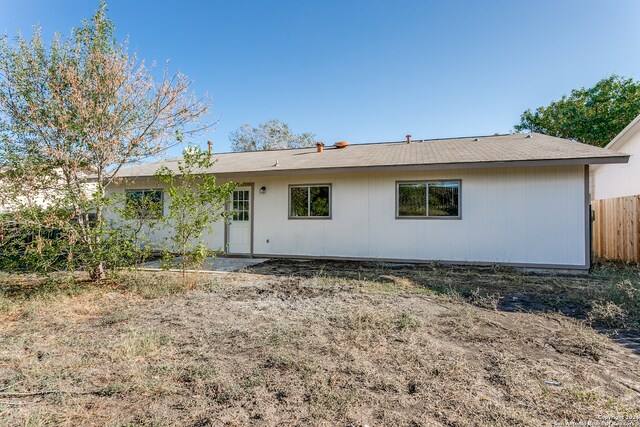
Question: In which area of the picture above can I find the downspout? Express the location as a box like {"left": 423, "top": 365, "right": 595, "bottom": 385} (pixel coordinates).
{"left": 585, "top": 165, "right": 592, "bottom": 270}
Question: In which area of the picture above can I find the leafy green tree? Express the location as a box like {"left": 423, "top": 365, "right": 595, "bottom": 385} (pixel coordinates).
{"left": 515, "top": 75, "right": 640, "bottom": 147}
{"left": 230, "top": 119, "right": 315, "bottom": 151}
{"left": 0, "top": 1, "right": 211, "bottom": 280}
{"left": 107, "top": 191, "right": 160, "bottom": 270}
{"left": 155, "top": 146, "right": 236, "bottom": 285}
{"left": 0, "top": 207, "right": 71, "bottom": 272}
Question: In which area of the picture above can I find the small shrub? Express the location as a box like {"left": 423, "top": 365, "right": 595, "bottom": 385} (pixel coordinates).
{"left": 547, "top": 319, "right": 606, "bottom": 362}
{"left": 451, "top": 287, "right": 500, "bottom": 310}
{"left": 607, "top": 279, "right": 640, "bottom": 308}
{"left": 468, "top": 288, "right": 500, "bottom": 311}
{"left": 589, "top": 300, "right": 627, "bottom": 329}
{"left": 392, "top": 312, "right": 421, "bottom": 331}
{"left": 591, "top": 279, "right": 640, "bottom": 329}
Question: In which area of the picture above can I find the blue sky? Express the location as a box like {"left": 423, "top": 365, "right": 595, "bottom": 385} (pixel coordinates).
{"left": 2, "top": 0, "right": 640, "bottom": 155}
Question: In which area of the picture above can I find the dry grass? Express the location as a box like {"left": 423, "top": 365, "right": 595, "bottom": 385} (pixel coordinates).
{"left": 0, "top": 262, "right": 639, "bottom": 426}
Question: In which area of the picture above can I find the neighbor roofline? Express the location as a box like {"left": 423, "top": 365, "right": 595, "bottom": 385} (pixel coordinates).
{"left": 606, "top": 113, "right": 640, "bottom": 150}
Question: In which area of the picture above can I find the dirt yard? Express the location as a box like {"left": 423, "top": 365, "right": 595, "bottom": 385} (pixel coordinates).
{"left": 0, "top": 260, "right": 639, "bottom": 426}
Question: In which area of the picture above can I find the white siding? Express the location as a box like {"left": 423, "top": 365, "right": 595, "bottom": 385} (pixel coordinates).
{"left": 592, "top": 129, "right": 640, "bottom": 200}
{"left": 106, "top": 165, "right": 587, "bottom": 268}
{"left": 0, "top": 178, "right": 97, "bottom": 214}
{"left": 104, "top": 177, "right": 227, "bottom": 253}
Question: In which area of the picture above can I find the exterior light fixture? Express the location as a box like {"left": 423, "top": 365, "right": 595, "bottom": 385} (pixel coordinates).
{"left": 260, "top": 186, "right": 267, "bottom": 193}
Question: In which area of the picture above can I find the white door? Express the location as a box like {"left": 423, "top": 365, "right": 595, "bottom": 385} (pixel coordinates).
{"left": 227, "top": 187, "right": 252, "bottom": 255}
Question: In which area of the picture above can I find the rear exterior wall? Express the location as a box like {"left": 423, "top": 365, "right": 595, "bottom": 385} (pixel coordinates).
{"left": 106, "top": 164, "right": 588, "bottom": 269}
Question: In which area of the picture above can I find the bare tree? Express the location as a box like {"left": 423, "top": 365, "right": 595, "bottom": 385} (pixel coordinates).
{"left": 0, "top": 1, "right": 212, "bottom": 280}
{"left": 229, "top": 119, "right": 315, "bottom": 151}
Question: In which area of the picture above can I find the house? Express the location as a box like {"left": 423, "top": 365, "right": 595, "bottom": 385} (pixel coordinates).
{"left": 590, "top": 114, "right": 640, "bottom": 262}
{"left": 591, "top": 113, "right": 640, "bottom": 200}
{"left": 0, "top": 172, "right": 97, "bottom": 215}
{"left": 108, "top": 133, "right": 628, "bottom": 271}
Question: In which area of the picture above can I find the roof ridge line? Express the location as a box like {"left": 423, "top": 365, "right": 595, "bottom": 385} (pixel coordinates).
{"left": 158, "top": 132, "right": 521, "bottom": 159}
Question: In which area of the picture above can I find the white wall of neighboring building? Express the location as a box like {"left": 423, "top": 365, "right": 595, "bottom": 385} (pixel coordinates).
{"left": 0, "top": 187, "right": 60, "bottom": 214}
{"left": 592, "top": 116, "right": 640, "bottom": 200}
{"left": 0, "top": 173, "right": 97, "bottom": 214}
{"left": 107, "top": 164, "right": 588, "bottom": 269}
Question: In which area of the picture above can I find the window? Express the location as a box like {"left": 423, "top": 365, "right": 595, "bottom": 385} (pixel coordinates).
{"left": 232, "top": 190, "right": 250, "bottom": 221}
{"left": 125, "top": 189, "right": 163, "bottom": 219}
{"left": 289, "top": 184, "right": 331, "bottom": 218}
{"left": 397, "top": 181, "right": 460, "bottom": 218}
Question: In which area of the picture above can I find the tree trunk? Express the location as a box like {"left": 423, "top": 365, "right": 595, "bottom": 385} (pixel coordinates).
{"left": 90, "top": 262, "right": 106, "bottom": 281}
{"left": 182, "top": 244, "right": 187, "bottom": 286}
{"left": 91, "top": 179, "right": 107, "bottom": 282}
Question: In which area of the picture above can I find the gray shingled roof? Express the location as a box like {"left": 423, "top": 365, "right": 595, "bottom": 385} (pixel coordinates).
{"left": 114, "top": 133, "right": 629, "bottom": 178}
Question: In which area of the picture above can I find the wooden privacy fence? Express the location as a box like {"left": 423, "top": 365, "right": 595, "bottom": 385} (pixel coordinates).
{"left": 592, "top": 195, "right": 640, "bottom": 262}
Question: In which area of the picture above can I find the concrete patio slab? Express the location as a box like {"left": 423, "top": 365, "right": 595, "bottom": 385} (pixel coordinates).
{"left": 140, "top": 256, "right": 269, "bottom": 273}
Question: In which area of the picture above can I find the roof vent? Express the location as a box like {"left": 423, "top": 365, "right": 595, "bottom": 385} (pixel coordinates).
{"left": 494, "top": 133, "right": 500, "bottom": 136}
{"left": 334, "top": 141, "right": 349, "bottom": 149}
{"left": 473, "top": 138, "right": 480, "bottom": 141}
{"left": 316, "top": 142, "right": 324, "bottom": 153}
{"left": 406, "top": 134, "right": 412, "bottom": 144}
{"left": 526, "top": 134, "right": 532, "bottom": 138}
{"left": 273, "top": 160, "right": 279, "bottom": 167}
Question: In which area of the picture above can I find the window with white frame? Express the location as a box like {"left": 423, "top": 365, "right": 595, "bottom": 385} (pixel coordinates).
{"left": 397, "top": 181, "right": 460, "bottom": 218}
{"left": 289, "top": 184, "right": 331, "bottom": 218}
